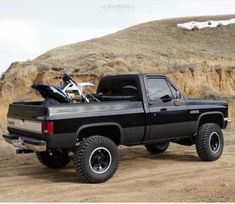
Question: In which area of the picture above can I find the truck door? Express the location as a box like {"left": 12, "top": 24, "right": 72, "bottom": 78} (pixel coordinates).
{"left": 144, "top": 76, "right": 190, "bottom": 142}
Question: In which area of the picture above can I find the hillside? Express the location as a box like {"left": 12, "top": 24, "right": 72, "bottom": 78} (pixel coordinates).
{"left": 1, "top": 15, "right": 235, "bottom": 123}
{"left": 1, "top": 15, "right": 235, "bottom": 201}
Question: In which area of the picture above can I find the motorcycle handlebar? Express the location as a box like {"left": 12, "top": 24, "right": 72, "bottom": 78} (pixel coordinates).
{"left": 62, "top": 73, "right": 78, "bottom": 85}
{"left": 62, "top": 73, "right": 70, "bottom": 82}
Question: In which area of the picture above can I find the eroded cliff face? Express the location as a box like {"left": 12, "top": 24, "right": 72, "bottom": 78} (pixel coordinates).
{"left": 0, "top": 63, "right": 102, "bottom": 106}
{"left": 168, "top": 63, "right": 235, "bottom": 99}
{"left": 1, "top": 61, "right": 234, "bottom": 105}
{"left": 0, "top": 61, "right": 235, "bottom": 127}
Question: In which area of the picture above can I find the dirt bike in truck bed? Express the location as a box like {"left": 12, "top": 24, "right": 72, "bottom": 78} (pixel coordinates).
{"left": 3, "top": 74, "right": 231, "bottom": 183}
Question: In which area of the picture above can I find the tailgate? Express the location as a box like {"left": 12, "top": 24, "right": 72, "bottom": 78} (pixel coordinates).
{"left": 7, "top": 102, "right": 47, "bottom": 138}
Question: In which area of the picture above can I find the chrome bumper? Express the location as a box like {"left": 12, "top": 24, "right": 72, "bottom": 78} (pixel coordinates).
{"left": 3, "top": 133, "right": 46, "bottom": 152}
{"left": 224, "top": 118, "right": 232, "bottom": 130}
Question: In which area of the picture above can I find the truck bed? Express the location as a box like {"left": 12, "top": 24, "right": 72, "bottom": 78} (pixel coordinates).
{"left": 6, "top": 100, "right": 146, "bottom": 147}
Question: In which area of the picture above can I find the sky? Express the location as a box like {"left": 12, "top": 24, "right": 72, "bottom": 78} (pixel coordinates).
{"left": 0, "top": 0, "right": 235, "bottom": 73}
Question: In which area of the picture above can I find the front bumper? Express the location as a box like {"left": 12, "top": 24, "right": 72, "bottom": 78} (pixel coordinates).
{"left": 3, "top": 132, "right": 46, "bottom": 152}
{"left": 224, "top": 118, "right": 232, "bottom": 129}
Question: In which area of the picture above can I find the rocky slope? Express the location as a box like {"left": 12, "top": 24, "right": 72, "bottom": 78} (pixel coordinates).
{"left": 1, "top": 15, "right": 235, "bottom": 123}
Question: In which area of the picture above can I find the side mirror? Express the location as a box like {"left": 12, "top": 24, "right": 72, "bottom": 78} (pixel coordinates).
{"left": 175, "top": 91, "right": 181, "bottom": 99}
{"left": 173, "top": 91, "right": 181, "bottom": 106}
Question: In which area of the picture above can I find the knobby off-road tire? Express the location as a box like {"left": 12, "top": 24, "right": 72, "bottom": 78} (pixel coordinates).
{"left": 74, "top": 136, "right": 118, "bottom": 183}
{"left": 196, "top": 123, "right": 224, "bottom": 161}
{"left": 145, "top": 142, "right": 169, "bottom": 154}
{"left": 42, "top": 98, "right": 60, "bottom": 106}
{"left": 36, "top": 149, "right": 70, "bottom": 168}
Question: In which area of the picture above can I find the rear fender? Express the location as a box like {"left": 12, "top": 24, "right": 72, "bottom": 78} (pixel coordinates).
{"left": 76, "top": 122, "right": 123, "bottom": 145}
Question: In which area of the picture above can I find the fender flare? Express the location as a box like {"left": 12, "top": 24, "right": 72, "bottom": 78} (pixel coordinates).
{"left": 76, "top": 122, "right": 123, "bottom": 144}
{"left": 197, "top": 111, "right": 224, "bottom": 128}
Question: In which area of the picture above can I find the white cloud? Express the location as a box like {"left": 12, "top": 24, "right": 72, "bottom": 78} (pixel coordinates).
{"left": 0, "top": 20, "right": 42, "bottom": 72}
{"left": 35, "top": 22, "right": 118, "bottom": 50}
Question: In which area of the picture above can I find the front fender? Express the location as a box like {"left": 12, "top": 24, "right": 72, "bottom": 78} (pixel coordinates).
{"left": 197, "top": 111, "right": 224, "bottom": 129}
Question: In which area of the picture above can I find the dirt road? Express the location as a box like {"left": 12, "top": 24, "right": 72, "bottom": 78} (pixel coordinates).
{"left": 0, "top": 131, "right": 234, "bottom": 202}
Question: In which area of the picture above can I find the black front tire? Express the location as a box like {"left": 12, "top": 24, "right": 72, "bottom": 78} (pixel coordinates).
{"left": 74, "top": 136, "right": 118, "bottom": 183}
{"left": 36, "top": 149, "right": 70, "bottom": 168}
{"left": 145, "top": 142, "right": 169, "bottom": 154}
{"left": 42, "top": 98, "right": 60, "bottom": 105}
{"left": 196, "top": 123, "right": 224, "bottom": 161}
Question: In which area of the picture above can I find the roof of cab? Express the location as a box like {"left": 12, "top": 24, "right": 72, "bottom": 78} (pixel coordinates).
{"left": 101, "top": 73, "right": 167, "bottom": 79}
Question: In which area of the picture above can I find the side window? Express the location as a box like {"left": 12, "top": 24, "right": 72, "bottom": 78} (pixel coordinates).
{"left": 145, "top": 78, "right": 173, "bottom": 102}
{"left": 167, "top": 82, "right": 180, "bottom": 99}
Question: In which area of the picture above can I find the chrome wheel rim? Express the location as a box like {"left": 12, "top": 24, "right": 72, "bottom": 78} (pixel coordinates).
{"left": 89, "top": 147, "right": 112, "bottom": 174}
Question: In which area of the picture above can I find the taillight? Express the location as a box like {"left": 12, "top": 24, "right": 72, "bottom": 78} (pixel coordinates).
{"left": 42, "top": 121, "right": 54, "bottom": 135}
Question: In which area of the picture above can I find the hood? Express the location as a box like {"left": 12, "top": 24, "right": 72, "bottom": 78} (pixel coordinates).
{"left": 186, "top": 99, "right": 228, "bottom": 107}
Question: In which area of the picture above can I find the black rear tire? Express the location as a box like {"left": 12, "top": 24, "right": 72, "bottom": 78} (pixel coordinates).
{"left": 145, "top": 142, "right": 169, "bottom": 154}
{"left": 74, "top": 136, "right": 118, "bottom": 183}
{"left": 36, "top": 149, "right": 70, "bottom": 168}
{"left": 196, "top": 123, "right": 224, "bottom": 161}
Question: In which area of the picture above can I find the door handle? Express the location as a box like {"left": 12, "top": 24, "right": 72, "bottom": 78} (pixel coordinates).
{"left": 153, "top": 108, "right": 167, "bottom": 117}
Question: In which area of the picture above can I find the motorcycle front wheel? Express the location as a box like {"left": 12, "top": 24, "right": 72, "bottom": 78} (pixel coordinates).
{"left": 42, "top": 98, "right": 60, "bottom": 105}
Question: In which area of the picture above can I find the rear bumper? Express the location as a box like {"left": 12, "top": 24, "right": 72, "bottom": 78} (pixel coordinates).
{"left": 3, "top": 132, "right": 46, "bottom": 152}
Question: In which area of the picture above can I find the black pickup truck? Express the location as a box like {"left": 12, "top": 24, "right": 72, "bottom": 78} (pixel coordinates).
{"left": 3, "top": 74, "right": 230, "bottom": 183}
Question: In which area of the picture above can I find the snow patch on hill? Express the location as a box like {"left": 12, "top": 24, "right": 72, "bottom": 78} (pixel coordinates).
{"left": 177, "top": 18, "right": 235, "bottom": 30}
